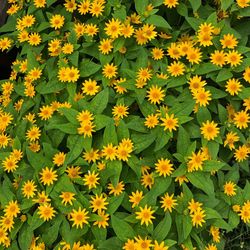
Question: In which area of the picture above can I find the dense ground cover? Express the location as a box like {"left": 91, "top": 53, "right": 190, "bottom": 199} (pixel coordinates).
{"left": 0, "top": 0, "right": 250, "bottom": 249}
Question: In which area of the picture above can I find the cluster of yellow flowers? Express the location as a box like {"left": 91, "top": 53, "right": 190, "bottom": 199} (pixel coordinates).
{"left": 0, "top": 0, "right": 250, "bottom": 249}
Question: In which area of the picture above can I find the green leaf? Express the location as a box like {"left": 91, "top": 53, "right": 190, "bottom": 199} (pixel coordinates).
{"left": 152, "top": 212, "right": 172, "bottom": 241}
{"left": 107, "top": 193, "right": 125, "bottom": 214}
{"left": 107, "top": 160, "right": 122, "bottom": 186}
{"left": 196, "top": 107, "right": 211, "bottom": 125}
{"left": 111, "top": 215, "right": 136, "bottom": 241}
{"left": 30, "top": 211, "right": 44, "bottom": 230}
{"left": 238, "top": 87, "right": 250, "bottom": 100}
{"left": 221, "top": 0, "right": 234, "bottom": 10}
{"left": 46, "top": 123, "right": 78, "bottom": 134}
{"left": 203, "top": 160, "right": 225, "bottom": 172}
{"left": 187, "top": 172, "right": 214, "bottom": 196}
{"left": 18, "top": 224, "right": 33, "bottom": 250}
{"left": 89, "top": 88, "right": 109, "bottom": 114}
{"left": 42, "top": 216, "right": 63, "bottom": 246}
{"left": 146, "top": 15, "right": 172, "bottom": 29}
{"left": 185, "top": 17, "right": 203, "bottom": 30}
{"left": 132, "top": 132, "right": 156, "bottom": 154}
{"left": 59, "top": 107, "right": 79, "bottom": 125}
{"left": 177, "top": 126, "right": 190, "bottom": 156}
{"left": 65, "top": 135, "right": 87, "bottom": 164}
{"left": 98, "top": 237, "right": 123, "bottom": 250}
{"left": 140, "top": 177, "right": 172, "bottom": 206}
{"left": 103, "top": 121, "right": 118, "bottom": 145}
{"left": 176, "top": 215, "right": 192, "bottom": 243}
{"left": 36, "top": 79, "right": 65, "bottom": 94}
{"left": 189, "top": 0, "right": 201, "bottom": 11}
{"left": 216, "top": 68, "right": 233, "bottom": 82}
{"left": 79, "top": 59, "right": 101, "bottom": 77}
{"left": 206, "top": 86, "right": 227, "bottom": 99}
{"left": 135, "top": 0, "right": 148, "bottom": 14}
{"left": 194, "top": 63, "right": 220, "bottom": 75}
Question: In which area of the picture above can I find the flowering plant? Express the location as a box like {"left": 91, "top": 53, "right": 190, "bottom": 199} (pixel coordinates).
{"left": 0, "top": 0, "right": 250, "bottom": 249}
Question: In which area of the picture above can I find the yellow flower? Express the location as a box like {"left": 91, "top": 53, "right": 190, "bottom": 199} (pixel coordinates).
{"left": 160, "top": 193, "right": 177, "bottom": 212}
{"left": 62, "top": 43, "right": 74, "bottom": 54}
{"left": 210, "top": 50, "right": 226, "bottom": 67}
{"left": 64, "top": 0, "right": 77, "bottom": 12}
{"left": 147, "top": 85, "right": 165, "bottom": 105}
{"left": 93, "top": 210, "right": 109, "bottom": 228}
{"left": 99, "top": 39, "right": 113, "bottom": 55}
{"left": 123, "top": 239, "right": 136, "bottom": 250}
{"left": 163, "top": 0, "right": 179, "bottom": 8}
{"left": 187, "top": 150, "right": 206, "bottom": 172}
{"left": 239, "top": 200, "right": 250, "bottom": 223}
{"left": 28, "top": 32, "right": 42, "bottom": 46}
{"left": 33, "top": 0, "right": 46, "bottom": 8}
{"left": 102, "top": 143, "right": 117, "bottom": 161}
{"left": 226, "top": 50, "right": 243, "bottom": 67}
{"left": 160, "top": 113, "right": 179, "bottom": 132}
{"left": 233, "top": 110, "right": 250, "bottom": 129}
{"left": 209, "top": 226, "right": 221, "bottom": 243}
{"left": 104, "top": 18, "right": 121, "bottom": 38}
{"left": 200, "top": 120, "right": 219, "bottom": 141}
{"left": 129, "top": 190, "right": 144, "bottom": 208}
{"left": 22, "top": 180, "right": 37, "bottom": 198}
{"left": 38, "top": 203, "right": 56, "bottom": 221}
{"left": 234, "top": 144, "right": 249, "bottom": 162}
{"left": 224, "top": 131, "right": 239, "bottom": 150}
{"left": 186, "top": 47, "right": 202, "bottom": 64}
{"left": 142, "top": 24, "right": 157, "bottom": 41}
{"left": 66, "top": 166, "right": 82, "bottom": 179}
{"left": 155, "top": 158, "right": 174, "bottom": 177}
{"left": 197, "top": 32, "right": 213, "bottom": 47}
{"left": 78, "top": 0, "right": 90, "bottom": 14}
{"left": 78, "top": 122, "right": 95, "bottom": 138}
{"left": 0, "top": 216, "right": 14, "bottom": 232}
{"left": 0, "top": 37, "right": 12, "bottom": 51}
{"left": 141, "top": 172, "right": 154, "bottom": 189}
{"left": 193, "top": 88, "right": 212, "bottom": 107}
{"left": 135, "top": 205, "right": 155, "bottom": 226}
{"left": 112, "top": 104, "right": 129, "bottom": 119}
{"left": 59, "top": 192, "right": 76, "bottom": 205}
{"left": 90, "top": 194, "right": 108, "bottom": 212}
{"left": 243, "top": 66, "right": 250, "bottom": 83}
{"left": 205, "top": 243, "right": 218, "bottom": 250}
{"left": 83, "top": 148, "right": 100, "bottom": 163}
{"left": 21, "top": 14, "right": 36, "bottom": 28}
{"left": 220, "top": 33, "right": 238, "bottom": 49}
{"left": 53, "top": 152, "right": 66, "bottom": 166}
{"left": 2, "top": 157, "right": 18, "bottom": 173}
{"left": 137, "top": 67, "right": 152, "bottom": 82}
{"left": 188, "top": 199, "right": 203, "bottom": 214}
{"left": 89, "top": 1, "right": 105, "bottom": 17}
{"left": 167, "top": 61, "right": 185, "bottom": 77}
{"left": 167, "top": 43, "right": 181, "bottom": 60}
{"left": 102, "top": 63, "right": 118, "bottom": 79}
{"left": 224, "top": 181, "right": 237, "bottom": 196}
{"left": 4, "top": 200, "right": 20, "bottom": 218}
{"left": 188, "top": 75, "right": 207, "bottom": 93}
{"left": 144, "top": 114, "right": 159, "bottom": 129}
{"left": 237, "top": 0, "right": 250, "bottom": 8}
{"left": 39, "top": 167, "right": 58, "bottom": 186}
{"left": 151, "top": 47, "right": 164, "bottom": 60}
{"left": 120, "top": 23, "right": 134, "bottom": 38}
{"left": 70, "top": 207, "right": 89, "bottom": 228}
{"left": 190, "top": 208, "right": 206, "bottom": 227}
{"left": 83, "top": 171, "right": 100, "bottom": 189}
{"left": 108, "top": 181, "right": 125, "bottom": 196}
{"left": 0, "top": 228, "right": 8, "bottom": 244}
{"left": 225, "top": 78, "right": 242, "bottom": 96}
{"left": 26, "top": 126, "right": 41, "bottom": 142}
{"left": 199, "top": 22, "right": 214, "bottom": 34}
{"left": 85, "top": 23, "right": 99, "bottom": 36}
